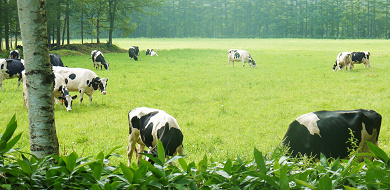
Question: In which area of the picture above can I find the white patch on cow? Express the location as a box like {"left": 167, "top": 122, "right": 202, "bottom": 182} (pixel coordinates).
{"left": 296, "top": 112, "right": 321, "bottom": 137}
{"left": 358, "top": 123, "right": 378, "bottom": 153}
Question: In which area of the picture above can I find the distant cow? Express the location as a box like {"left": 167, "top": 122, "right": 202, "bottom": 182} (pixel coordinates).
{"left": 8, "top": 50, "right": 21, "bottom": 59}
{"left": 333, "top": 52, "right": 352, "bottom": 71}
{"left": 228, "top": 49, "right": 257, "bottom": 68}
{"left": 91, "top": 50, "right": 109, "bottom": 70}
{"left": 127, "top": 107, "right": 184, "bottom": 166}
{"left": 53, "top": 66, "right": 108, "bottom": 104}
{"left": 146, "top": 49, "right": 158, "bottom": 56}
{"left": 283, "top": 109, "right": 382, "bottom": 160}
{"left": 0, "top": 59, "right": 24, "bottom": 91}
{"left": 351, "top": 51, "right": 370, "bottom": 69}
{"left": 22, "top": 71, "right": 77, "bottom": 111}
{"left": 50, "top": 54, "right": 64, "bottom": 67}
{"left": 128, "top": 46, "right": 139, "bottom": 61}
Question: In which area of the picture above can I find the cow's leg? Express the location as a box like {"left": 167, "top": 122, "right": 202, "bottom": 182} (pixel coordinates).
{"left": 243, "top": 60, "right": 245, "bottom": 67}
{"left": 0, "top": 78, "right": 4, "bottom": 91}
{"left": 17, "top": 76, "right": 22, "bottom": 90}
{"left": 127, "top": 131, "right": 140, "bottom": 166}
{"left": 78, "top": 89, "right": 85, "bottom": 104}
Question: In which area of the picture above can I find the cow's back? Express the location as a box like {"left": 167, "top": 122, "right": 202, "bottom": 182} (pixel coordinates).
{"left": 53, "top": 67, "right": 97, "bottom": 91}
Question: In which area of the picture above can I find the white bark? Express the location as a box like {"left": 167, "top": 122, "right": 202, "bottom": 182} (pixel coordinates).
{"left": 18, "top": 0, "right": 59, "bottom": 158}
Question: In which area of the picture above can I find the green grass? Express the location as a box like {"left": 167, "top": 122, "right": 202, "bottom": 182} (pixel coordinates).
{"left": 1, "top": 38, "right": 390, "bottom": 165}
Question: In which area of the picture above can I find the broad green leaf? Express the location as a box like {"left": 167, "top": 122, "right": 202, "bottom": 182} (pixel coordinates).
{"left": 223, "top": 158, "right": 232, "bottom": 174}
{"left": 367, "top": 142, "right": 389, "bottom": 164}
{"left": 120, "top": 162, "right": 133, "bottom": 183}
{"left": 295, "top": 178, "right": 315, "bottom": 189}
{"left": 157, "top": 141, "right": 165, "bottom": 164}
{"left": 93, "top": 152, "right": 104, "bottom": 180}
{"left": 344, "top": 186, "right": 360, "bottom": 190}
{"left": 63, "top": 152, "right": 78, "bottom": 172}
{"left": 216, "top": 170, "right": 231, "bottom": 179}
{"left": 105, "top": 145, "right": 122, "bottom": 159}
{"left": 279, "top": 164, "right": 289, "bottom": 190}
{"left": 17, "top": 159, "right": 32, "bottom": 176}
{"left": 254, "top": 148, "right": 266, "bottom": 175}
{"left": 178, "top": 158, "right": 187, "bottom": 171}
{"left": 318, "top": 175, "right": 332, "bottom": 190}
{"left": 3, "top": 132, "right": 22, "bottom": 154}
{"left": 0, "top": 115, "right": 17, "bottom": 151}
{"left": 133, "top": 164, "right": 147, "bottom": 184}
{"left": 320, "top": 154, "right": 329, "bottom": 167}
{"left": 91, "top": 184, "right": 101, "bottom": 190}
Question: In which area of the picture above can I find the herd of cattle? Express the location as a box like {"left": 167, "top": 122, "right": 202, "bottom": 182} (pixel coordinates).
{"left": 0, "top": 47, "right": 381, "bottom": 164}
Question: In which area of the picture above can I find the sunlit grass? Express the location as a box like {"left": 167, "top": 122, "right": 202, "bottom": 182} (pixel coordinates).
{"left": 1, "top": 38, "right": 390, "bottom": 165}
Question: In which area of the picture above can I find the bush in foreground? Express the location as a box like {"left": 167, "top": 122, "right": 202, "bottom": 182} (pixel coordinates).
{"left": 1, "top": 116, "right": 390, "bottom": 189}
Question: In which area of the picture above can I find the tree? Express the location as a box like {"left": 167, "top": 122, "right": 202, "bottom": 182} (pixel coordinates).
{"left": 17, "top": 0, "right": 59, "bottom": 159}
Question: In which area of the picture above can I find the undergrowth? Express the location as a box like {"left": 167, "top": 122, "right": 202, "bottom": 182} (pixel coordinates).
{"left": 2, "top": 116, "right": 390, "bottom": 189}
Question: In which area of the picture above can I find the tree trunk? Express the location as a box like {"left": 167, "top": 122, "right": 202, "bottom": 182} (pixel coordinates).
{"left": 56, "top": 11, "right": 61, "bottom": 46}
{"left": 66, "top": 0, "right": 70, "bottom": 45}
{"left": 17, "top": 0, "right": 59, "bottom": 159}
{"left": 4, "top": 0, "right": 10, "bottom": 51}
{"left": 81, "top": 7, "right": 84, "bottom": 44}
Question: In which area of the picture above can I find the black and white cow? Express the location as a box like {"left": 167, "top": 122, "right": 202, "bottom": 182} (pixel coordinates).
{"left": 8, "top": 50, "right": 21, "bottom": 59}
{"left": 146, "top": 49, "right": 158, "bottom": 56}
{"left": 351, "top": 51, "right": 370, "bottom": 69}
{"left": 127, "top": 107, "right": 184, "bottom": 166}
{"left": 0, "top": 59, "right": 24, "bottom": 91}
{"left": 333, "top": 52, "right": 352, "bottom": 71}
{"left": 128, "top": 46, "right": 139, "bottom": 61}
{"left": 50, "top": 54, "right": 64, "bottom": 67}
{"left": 52, "top": 66, "right": 108, "bottom": 104}
{"left": 227, "top": 49, "right": 257, "bottom": 68}
{"left": 91, "top": 50, "right": 109, "bottom": 70}
{"left": 22, "top": 71, "right": 77, "bottom": 111}
{"left": 282, "top": 109, "right": 382, "bottom": 160}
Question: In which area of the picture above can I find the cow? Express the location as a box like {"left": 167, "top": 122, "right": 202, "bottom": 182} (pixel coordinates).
{"left": 50, "top": 54, "right": 64, "bottom": 67}
{"left": 351, "top": 51, "right": 370, "bottom": 69}
{"left": 91, "top": 50, "right": 109, "bottom": 70}
{"left": 0, "top": 59, "right": 24, "bottom": 91}
{"left": 128, "top": 46, "right": 139, "bottom": 61}
{"left": 282, "top": 109, "right": 382, "bottom": 161}
{"left": 333, "top": 52, "right": 352, "bottom": 71}
{"left": 52, "top": 66, "right": 108, "bottom": 105}
{"left": 146, "top": 49, "right": 158, "bottom": 56}
{"left": 227, "top": 49, "right": 257, "bottom": 68}
{"left": 127, "top": 107, "right": 184, "bottom": 166}
{"left": 8, "top": 50, "right": 21, "bottom": 59}
{"left": 22, "top": 71, "right": 77, "bottom": 111}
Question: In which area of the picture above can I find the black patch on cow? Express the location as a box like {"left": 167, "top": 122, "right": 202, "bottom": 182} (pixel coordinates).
{"left": 58, "top": 86, "right": 63, "bottom": 92}
{"left": 156, "top": 122, "right": 184, "bottom": 156}
{"left": 86, "top": 80, "right": 90, "bottom": 86}
{"left": 69, "top": 74, "right": 76, "bottom": 80}
{"left": 90, "top": 77, "right": 100, "bottom": 90}
{"left": 50, "top": 54, "right": 64, "bottom": 67}
{"left": 129, "top": 111, "right": 159, "bottom": 148}
{"left": 4, "top": 59, "right": 24, "bottom": 78}
{"left": 352, "top": 52, "right": 365, "bottom": 62}
{"left": 234, "top": 52, "right": 240, "bottom": 59}
{"left": 65, "top": 78, "right": 68, "bottom": 84}
{"left": 1, "top": 64, "right": 3, "bottom": 70}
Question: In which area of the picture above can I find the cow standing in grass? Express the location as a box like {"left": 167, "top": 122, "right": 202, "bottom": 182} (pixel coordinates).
{"left": 333, "top": 52, "right": 352, "bottom": 71}
{"left": 228, "top": 49, "right": 257, "bottom": 68}
{"left": 91, "top": 50, "right": 109, "bottom": 70}
{"left": 0, "top": 59, "right": 24, "bottom": 91}
{"left": 127, "top": 107, "right": 184, "bottom": 166}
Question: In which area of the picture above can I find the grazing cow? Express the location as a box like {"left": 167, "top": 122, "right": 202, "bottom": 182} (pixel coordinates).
{"left": 351, "top": 51, "right": 370, "bottom": 69}
{"left": 146, "top": 49, "right": 158, "bottom": 56}
{"left": 282, "top": 109, "right": 382, "bottom": 160}
{"left": 127, "top": 107, "right": 184, "bottom": 166}
{"left": 50, "top": 54, "right": 64, "bottom": 67}
{"left": 333, "top": 52, "right": 352, "bottom": 71}
{"left": 227, "top": 49, "right": 257, "bottom": 68}
{"left": 52, "top": 66, "right": 108, "bottom": 104}
{"left": 91, "top": 50, "right": 109, "bottom": 70}
{"left": 8, "top": 50, "right": 21, "bottom": 59}
{"left": 128, "top": 46, "right": 139, "bottom": 61}
{"left": 22, "top": 71, "right": 77, "bottom": 111}
{"left": 0, "top": 59, "right": 24, "bottom": 91}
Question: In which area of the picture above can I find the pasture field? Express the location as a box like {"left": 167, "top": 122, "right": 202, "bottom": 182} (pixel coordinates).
{"left": 1, "top": 38, "right": 390, "bottom": 165}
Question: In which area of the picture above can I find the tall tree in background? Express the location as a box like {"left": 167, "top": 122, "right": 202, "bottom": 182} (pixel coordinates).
{"left": 17, "top": 0, "right": 59, "bottom": 158}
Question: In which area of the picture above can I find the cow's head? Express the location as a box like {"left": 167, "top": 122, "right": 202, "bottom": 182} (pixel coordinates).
{"left": 143, "top": 148, "right": 158, "bottom": 164}
{"left": 250, "top": 59, "right": 257, "bottom": 68}
{"left": 58, "top": 85, "right": 77, "bottom": 111}
{"left": 333, "top": 61, "right": 342, "bottom": 71}
{"left": 103, "top": 62, "right": 109, "bottom": 70}
{"left": 91, "top": 77, "right": 108, "bottom": 95}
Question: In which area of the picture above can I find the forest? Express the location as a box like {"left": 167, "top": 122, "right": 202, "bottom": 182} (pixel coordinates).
{"left": 1, "top": 0, "right": 390, "bottom": 51}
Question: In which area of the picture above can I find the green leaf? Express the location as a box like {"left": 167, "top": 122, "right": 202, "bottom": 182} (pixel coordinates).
{"left": 178, "top": 158, "right": 187, "bottom": 171}
{"left": 105, "top": 145, "right": 122, "bottom": 159}
{"left": 319, "top": 154, "right": 329, "bottom": 167}
{"left": 63, "top": 152, "right": 78, "bottom": 172}
{"left": 17, "top": 159, "right": 32, "bottom": 176}
{"left": 120, "top": 162, "right": 133, "bottom": 184}
{"left": 157, "top": 140, "right": 165, "bottom": 164}
{"left": 295, "top": 178, "right": 315, "bottom": 189}
{"left": 367, "top": 141, "right": 389, "bottom": 164}
{"left": 254, "top": 148, "right": 266, "bottom": 175}
{"left": 93, "top": 152, "right": 104, "bottom": 180}
{"left": 223, "top": 158, "right": 232, "bottom": 174}
{"left": 318, "top": 175, "right": 332, "bottom": 190}
{"left": 344, "top": 186, "right": 360, "bottom": 190}
{"left": 0, "top": 115, "right": 17, "bottom": 152}
{"left": 216, "top": 170, "right": 231, "bottom": 179}
{"left": 3, "top": 132, "right": 22, "bottom": 154}
{"left": 91, "top": 184, "right": 101, "bottom": 190}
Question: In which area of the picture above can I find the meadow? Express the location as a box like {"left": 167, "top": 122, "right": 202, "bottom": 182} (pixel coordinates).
{"left": 1, "top": 38, "right": 390, "bottom": 166}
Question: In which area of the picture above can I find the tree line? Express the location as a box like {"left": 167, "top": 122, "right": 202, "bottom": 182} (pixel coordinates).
{"left": 1, "top": 0, "right": 390, "bottom": 51}
{"left": 131, "top": 0, "right": 390, "bottom": 39}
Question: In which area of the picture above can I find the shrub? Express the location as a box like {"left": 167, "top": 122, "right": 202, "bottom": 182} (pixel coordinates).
{"left": 2, "top": 116, "right": 390, "bottom": 189}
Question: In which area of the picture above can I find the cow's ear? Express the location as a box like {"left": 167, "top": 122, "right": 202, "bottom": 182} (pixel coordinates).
{"left": 72, "top": 95, "right": 77, "bottom": 99}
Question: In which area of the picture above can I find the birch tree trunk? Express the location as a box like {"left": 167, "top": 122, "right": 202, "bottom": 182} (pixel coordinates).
{"left": 17, "top": 0, "right": 59, "bottom": 158}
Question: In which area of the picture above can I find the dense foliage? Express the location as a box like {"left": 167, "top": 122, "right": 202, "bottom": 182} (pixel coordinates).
{"left": 2, "top": 116, "right": 390, "bottom": 189}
